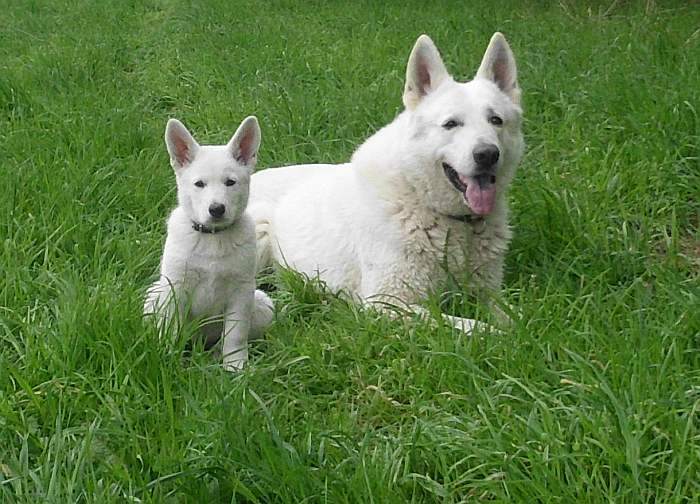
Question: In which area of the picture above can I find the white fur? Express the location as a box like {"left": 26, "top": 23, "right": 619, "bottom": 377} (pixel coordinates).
{"left": 249, "top": 33, "right": 524, "bottom": 333}
{"left": 145, "top": 116, "right": 274, "bottom": 371}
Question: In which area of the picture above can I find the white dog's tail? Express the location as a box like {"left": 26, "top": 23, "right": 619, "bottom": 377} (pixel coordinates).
{"left": 252, "top": 210, "right": 274, "bottom": 273}
{"left": 250, "top": 289, "right": 274, "bottom": 339}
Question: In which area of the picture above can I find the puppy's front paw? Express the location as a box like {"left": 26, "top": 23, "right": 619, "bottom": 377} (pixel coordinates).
{"left": 222, "top": 343, "right": 249, "bottom": 372}
{"left": 223, "top": 357, "right": 247, "bottom": 372}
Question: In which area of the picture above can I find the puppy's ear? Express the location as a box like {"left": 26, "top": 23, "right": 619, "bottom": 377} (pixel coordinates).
{"left": 476, "top": 32, "right": 520, "bottom": 105}
{"left": 165, "top": 119, "right": 199, "bottom": 171}
{"left": 403, "top": 34, "right": 450, "bottom": 110}
{"left": 228, "top": 116, "right": 261, "bottom": 168}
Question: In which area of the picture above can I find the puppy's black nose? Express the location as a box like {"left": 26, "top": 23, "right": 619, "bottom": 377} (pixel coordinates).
{"left": 473, "top": 144, "right": 500, "bottom": 168}
{"left": 209, "top": 203, "right": 226, "bottom": 218}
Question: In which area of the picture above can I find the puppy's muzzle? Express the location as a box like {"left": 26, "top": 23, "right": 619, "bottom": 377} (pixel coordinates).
{"left": 209, "top": 203, "right": 226, "bottom": 218}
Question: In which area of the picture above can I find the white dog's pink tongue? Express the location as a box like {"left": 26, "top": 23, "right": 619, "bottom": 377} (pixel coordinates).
{"left": 464, "top": 178, "right": 496, "bottom": 215}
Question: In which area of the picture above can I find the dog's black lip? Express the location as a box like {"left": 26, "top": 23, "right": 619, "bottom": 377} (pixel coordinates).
{"left": 443, "top": 162, "right": 498, "bottom": 192}
{"left": 442, "top": 162, "right": 467, "bottom": 193}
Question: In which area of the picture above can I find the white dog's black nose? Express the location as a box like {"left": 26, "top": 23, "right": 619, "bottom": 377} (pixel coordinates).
{"left": 473, "top": 144, "right": 500, "bottom": 168}
{"left": 209, "top": 203, "right": 226, "bottom": 218}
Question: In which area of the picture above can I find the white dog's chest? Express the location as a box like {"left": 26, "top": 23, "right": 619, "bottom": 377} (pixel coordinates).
{"left": 187, "top": 268, "right": 237, "bottom": 316}
{"left": 160, "top": 230, "right": 255, "bottom": 317}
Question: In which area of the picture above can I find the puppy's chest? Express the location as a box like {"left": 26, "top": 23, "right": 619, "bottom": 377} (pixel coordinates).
{"left": 190, "top": 273, "right": 234, "bottom": 313}
{"left": 174, "top": 259, "right": 243, "bottom": 316}
{"left": 163, "top": 240, "right": 253, "bottom": 313}
{"left": 181, "top": 258, "right": 238, "bottom": 283}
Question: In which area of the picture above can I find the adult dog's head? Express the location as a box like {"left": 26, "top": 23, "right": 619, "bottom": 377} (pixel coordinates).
{"left": 399, "top": 33, "right": 524, "bottom": 218}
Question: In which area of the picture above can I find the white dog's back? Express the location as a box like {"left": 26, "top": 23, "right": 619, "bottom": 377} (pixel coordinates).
{"left": 249, "top": 162, "right": 375, "bottom": 287}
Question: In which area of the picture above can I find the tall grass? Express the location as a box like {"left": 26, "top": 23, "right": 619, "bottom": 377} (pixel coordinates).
{"left": 1, "top": 1, "right": 698, "bottom": 501}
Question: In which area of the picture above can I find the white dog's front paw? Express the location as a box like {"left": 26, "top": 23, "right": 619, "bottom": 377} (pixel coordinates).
{"left": 223, "top": 356, "right": 248, "bottom": 372}
{"left": 222, "top": 342, "right": 249, "bottom": 372}
{"left": 443, "top": 314, "right": 498, "bottom": 335}
{"left": 490, "top": 301, "right": 518, "bottom": 327}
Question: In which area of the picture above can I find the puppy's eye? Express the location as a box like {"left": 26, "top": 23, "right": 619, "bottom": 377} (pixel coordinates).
{"left": 194, "top": 180, "right": 205, "bottom": 188}
{"left": 489, "top": 116, "right": 503, "bottom": 126}
{"left": 442, "top": 119, "right": 461, "bottom": 130}
{"left": 225, "top": 179, "right": 237, "bottom": 187}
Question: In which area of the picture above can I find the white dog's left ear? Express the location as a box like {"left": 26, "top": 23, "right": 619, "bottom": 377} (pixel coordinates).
{"left": 403, "top": 35, "right": 450, "bottom": 110}
{"left": 476, "top": 32, "right": 520, "bottom": 105}
{"left": 228, "top": 116, "right": 261, "bottom": 168}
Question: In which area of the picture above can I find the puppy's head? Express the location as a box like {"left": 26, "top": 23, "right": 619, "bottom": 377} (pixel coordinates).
{"left": 165, "top": 116, "right": 261, "bottom": 229}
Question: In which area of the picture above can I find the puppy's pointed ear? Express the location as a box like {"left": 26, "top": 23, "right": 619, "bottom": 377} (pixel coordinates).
{"left": 476, "top": 32, "right": 520, "bottom": 105}
{"left": 228, "top": 116, "right": 261, "bottom": 168}
{"left": 165, "top": 119, "right": 199, "bottom": 171}
{"left": 403, "top": 35, "right": 450, "bottom": 110}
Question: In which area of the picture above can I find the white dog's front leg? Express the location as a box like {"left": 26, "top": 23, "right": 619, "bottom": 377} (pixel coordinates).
{"left": 467, "top": 241, "right": 517, "bottom": 328}
{"left": 222, "top": 287, "right": 254, "bottom": 372}
{"left": 440, "top": 313, "right": 497, "bottom": 334}
{"left": 222, "top": 314, "right": 250, "bottom": 372}
{"left": 144, "top": 280, "right": 172, "bottom": 318}
{"left": 362, "top": 294, "right": 493, "bottom": 336}
{"left": 144, "top": 280, "right": 186, "bottom": 337}
{"left": 402, "top": 303, "right": 493, "bottom": 335}
{"left": 360, "top": 270, "right": 496, "bottom": 336}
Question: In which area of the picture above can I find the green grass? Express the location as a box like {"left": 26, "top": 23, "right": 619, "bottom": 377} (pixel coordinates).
{"left": 1, "top": 0, "right": 699, "bottom": 501}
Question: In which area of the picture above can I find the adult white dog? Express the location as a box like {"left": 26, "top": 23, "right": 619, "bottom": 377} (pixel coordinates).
{"left": 249, "top": 33, "right": 523, "bottom": 332}
{"left": 145, "top": 117, "right": 274, "bottom": 370}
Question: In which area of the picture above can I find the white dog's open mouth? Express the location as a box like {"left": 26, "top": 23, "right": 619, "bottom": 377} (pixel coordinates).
{"left": 442, "top": 162, "right": 497, "bottom": 216}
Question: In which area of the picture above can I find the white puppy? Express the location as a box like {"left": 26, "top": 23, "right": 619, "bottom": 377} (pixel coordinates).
{"left": 145, "top": 116, "right": 274, "bottom": 371}
{"left": 249, "top": 33, "right": 524, "bottom": 332}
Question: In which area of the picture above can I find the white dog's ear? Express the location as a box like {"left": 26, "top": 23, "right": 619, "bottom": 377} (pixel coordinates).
{"left": 403, "top": 35, "right": 450, "bottom": 110}
{"left": 228, "top": 116, "right": 261, "bottom": 168}
{"left": 165, "top": 119, "right": 199, "bottom": 170}
{"left": 476, "top": 32, "right": 520, "bottom": 105}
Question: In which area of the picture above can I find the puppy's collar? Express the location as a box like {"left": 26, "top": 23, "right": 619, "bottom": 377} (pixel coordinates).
{"left": 191, "top": 221, "right": 234, "bottom": 234}
{"left": 446, "top": 214, "right": 484, "bottom": 225}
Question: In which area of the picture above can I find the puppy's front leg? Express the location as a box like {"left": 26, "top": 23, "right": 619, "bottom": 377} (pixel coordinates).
{"left": 222, "top": 285, "right": 254, "bottom": 372}
{"left": 144, "top": 280, "right": 186, "bottom": 336}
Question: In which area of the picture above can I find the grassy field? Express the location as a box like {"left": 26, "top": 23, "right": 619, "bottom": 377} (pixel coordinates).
{"left": 1, "top": 0, "right": 699, "bottom": 501}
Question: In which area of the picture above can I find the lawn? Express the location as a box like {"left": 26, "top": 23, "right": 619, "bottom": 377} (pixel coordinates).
{"left": 1, "top": 0, "right": 698, "bottom": 501}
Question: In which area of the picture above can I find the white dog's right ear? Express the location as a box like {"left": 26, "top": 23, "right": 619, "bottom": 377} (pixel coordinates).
{"left": 228, "top": 116, "right": 261, "bottom": 169}
{"left": 403, "top": 35, "right": 450, "bottom": 110}
{"left": 165, "top": 119, "right": 199, "bottom": 170}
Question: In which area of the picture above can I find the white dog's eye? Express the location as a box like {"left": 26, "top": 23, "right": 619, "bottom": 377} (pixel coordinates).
{"left": 194, "top": 180, "right": 205, "bottom": 188}
{"left": 442, "top": 119, "right": 461, "bottom": 130}
{"left": 225, "top": 179, "right": 236, "bottom": 187}
{"left": 489, "top": 116, "right": 503, "bottom": 126}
